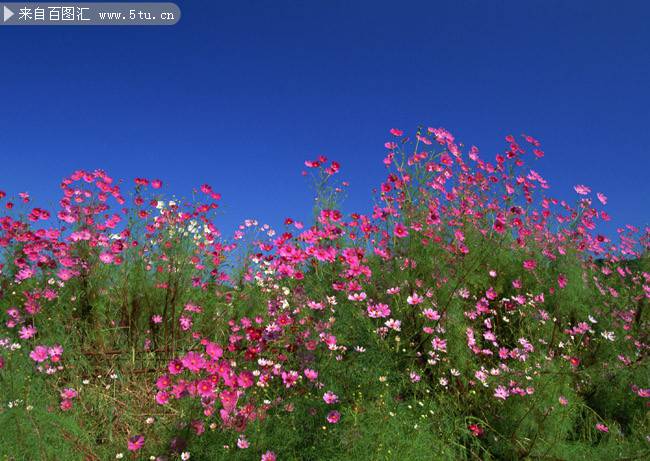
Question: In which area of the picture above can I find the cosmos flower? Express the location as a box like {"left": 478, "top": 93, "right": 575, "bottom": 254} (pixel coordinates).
{"left": 127, "top": 434, "right": 144, "bottom": 452}
{"left": 327, "top": 410, "right": 341, "bottom": 424}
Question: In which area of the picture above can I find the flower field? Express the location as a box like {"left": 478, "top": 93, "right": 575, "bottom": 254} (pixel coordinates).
{"left": 0, "top": 127, "right": 648, "bottom": 460}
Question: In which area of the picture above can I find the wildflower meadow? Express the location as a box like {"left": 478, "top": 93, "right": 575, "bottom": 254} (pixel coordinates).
{"left": 0, "top": 127, "right": 648, "bottom": 460}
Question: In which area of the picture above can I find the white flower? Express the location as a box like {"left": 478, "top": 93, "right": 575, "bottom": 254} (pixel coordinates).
{"left": 601, "top": 331, "right": 616, "bottom": 341}
{"left": 115, "top": 454, "right": 124, "bottom": 460}
{"left": 384, "top": 318, "right": 401, "bottom": 331}
{"left": 181, "top": 452, "right": 191, "bottom": 460}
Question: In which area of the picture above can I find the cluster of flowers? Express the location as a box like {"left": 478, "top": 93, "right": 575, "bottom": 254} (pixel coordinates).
{"left": 0, "top": 126, "right": 648, "bottom": 458}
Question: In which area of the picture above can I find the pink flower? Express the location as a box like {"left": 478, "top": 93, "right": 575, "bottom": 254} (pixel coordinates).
{"left": 324, "top": 334, "right": 337, "bottom": 350}
{"left": 60, "top": 399, "right": 73, "bottom": 411}
{"left": 323, "top": 391, "right": 339, "bottom": 404}
{"left": 237, "top": 435, "right": 249, "bottom": 449}
{"left": 393, "top": 223, "right": 409, "bottom": 238}
{"left": 558, "top": 396, "right": 568, "bottom": 406}
{"left": 596, "top": 192, "right": 608, "bottom": 205}
{"left": 326, "top": 410, "right": 341, "bottom": 423}
{"left": 574, "top": 184, "right": 591, "bottom": 195}
{"left": 60, "top": 388, "right": 77, "bottom": 400}
{"left": 181, "top": 351, "right": 205, "bottom": 373}
{"left": 523, "top": 260, "right": 537, "bottom": 271}
{"left": 407, "top": 293, "right": 423, "bottom": 305}
{"left": 127, "top": 434, "right": 145, "bottom": 451}
{"left": 494, "top": 386, "right": 509, "bottom": 400}
{"left": 99, "top": 252, "right": 114, "bottom": 264}
{"left": 389, "top": 128, "right": 403, "bottom": 136}
{"left": 304, "top": 368, "right": 318, "bottom": 381}
{"left": 19, "top": 325, "right": 37, "bottom": 339}
{"left": 179, "top": 315, "right": 193, "bottom": 331}
{"left": 595, "top": 423, "right": 609, "bottom": 433}
{"left": 168, "top": 359, "right": 183, "bottom": 375}
{"left": 151, "top": 314, "right": 163, "bottom": 324}
{"left": 282, "top": 370, "right": 299, "bottom": 388}
{"left": 367, "top": 303, "right": 391, "bottom": 318}
{"left": 261, "top": 451, "right": 277, "bottom": 461}
{"left": 155, "top": 391, "right": 170, "bottom": 405}
{"left": 29, "top": 345, "right": 49, "bottom": 363}
{"left": 493, "top": 217, "right": 506, "bottom": 234}
{"left": 48, "top": 345, "right": 63, "bottom": 357}
{"left": 422, "top": 308, "right": 441, "bottom": 321}
{"left": 431, "top": 337, "right": 447, "bottom": 352}
{"left": 205, "top": 342, "right": 223, "bottom": 360}
{"left": 197, "top": 379, "right": 214, "bottom": 398}
{"left": 384, "top": 318, "right": 401, "bottom": 331}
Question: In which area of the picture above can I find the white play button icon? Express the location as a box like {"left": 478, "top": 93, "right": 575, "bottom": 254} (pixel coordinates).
{"left": 3, "top": 5, "right": 14, "bottom": 22}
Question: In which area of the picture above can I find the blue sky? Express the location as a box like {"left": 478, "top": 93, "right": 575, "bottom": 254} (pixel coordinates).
{"left": 1, "top": 0, "right": 649, "bottom": 237}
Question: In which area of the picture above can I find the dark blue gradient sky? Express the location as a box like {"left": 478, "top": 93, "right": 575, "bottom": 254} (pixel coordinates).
{"left": 1, "top": 0, "right": 649, "bottom": 236}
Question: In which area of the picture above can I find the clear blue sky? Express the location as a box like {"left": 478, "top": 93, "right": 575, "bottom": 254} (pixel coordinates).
{"left": 1, "top": 0, "right": 649, "bottom": 237}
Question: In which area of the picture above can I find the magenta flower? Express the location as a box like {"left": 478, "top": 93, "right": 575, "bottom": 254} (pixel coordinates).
{"left": 422, "top": 308, "right": 441, "bottom": 321}
{"left": 19, "top": 325, "right": 37, "bottom": 339}
{"left": 156, "top": 375, "right": 171, "bottom": 390}
{"left": 431, "top": 337, "right": 447, "bottom": 352}
{"left": 60, "top": 399, "right": 73, "bottom": 411}
{"left": 180, "top": 351, "right": 205, "bottom": 373}
{"left": 304, "top": 368, "right": 318, "bottom": 381}
{"left": 523, "top": 260, "right": 537, "bottom": 271}
{"left": 99, "top": 252, "right": 114, "bottom": 264}
{"left": 155, "top": 390, "right": 170, "bottom": 405}
{"left": 196, "top": 379, "right": 214, "bottom": 398}
{"left": 60, "top": 388, "right": 77, "bottom": 400}
{"left": 281, "top": 370, "right": 299, "bottom": 388}
{"left": 407, "top": 293, "right": 423, "bottom": 305}
{"left": 178, "top": 315, "right": 193, "bottom": 331}
{"left": 393, "top": 223, "right": 409, "bottom": 238}
{"left": 127, "top": 434, "right": 145, "bottom": 451}
{"left": 237, "top": 435, "right": 249, "bottom": 449}
{"left": 494, "top": 386, "right": 509, "bottom": 400}
{"left": 29, "top": 345, "right": 49, "bottom": 363}
{"left": 326, "top": 410, "right": 341, "bottom": 424}
{"left": 323, "top": 391, "right": 339, "bottom": 404}
{"left": 168, "top": 359, "right": 183, "bottom": 375}
{"left": 205, "top": 341, "right": 223, "bottom": 359}
{"left": 595, "top": 423, "right": 609, "bottom": 433}
{"left": 367, "top": 303, "right": 391, "bottom": 319}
